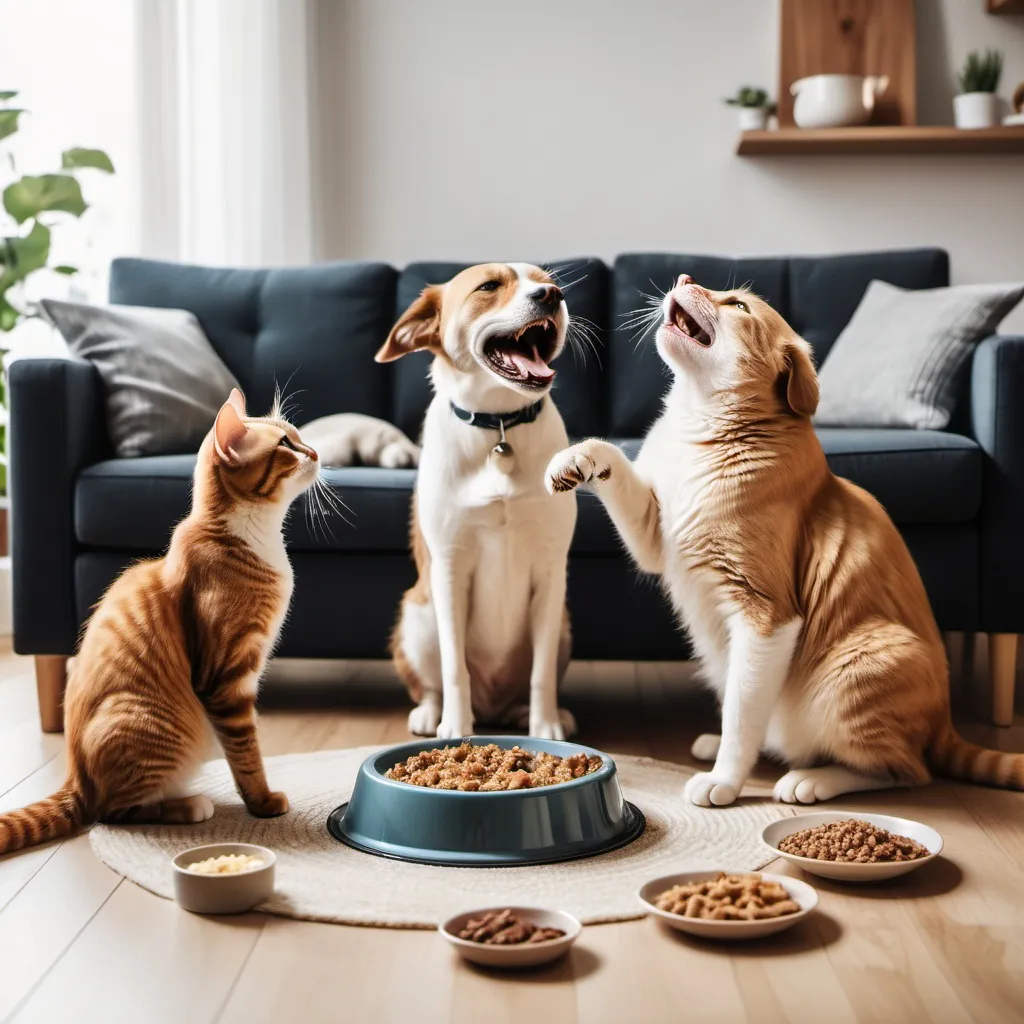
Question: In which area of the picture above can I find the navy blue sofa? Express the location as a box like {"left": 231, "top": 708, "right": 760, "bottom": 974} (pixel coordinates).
{"left": 11, "top": 248, "right": 1022, "bottom": 730}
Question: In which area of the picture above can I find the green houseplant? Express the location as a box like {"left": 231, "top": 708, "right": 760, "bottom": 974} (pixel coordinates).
{"left": 725, "top": 87, "right": 776, "bottom": 131}
{"left": 0, "top": 89, "right": 114, "bottom": 494}
{"left": 954, "top": 50, "right": 1003, "bottom": 129}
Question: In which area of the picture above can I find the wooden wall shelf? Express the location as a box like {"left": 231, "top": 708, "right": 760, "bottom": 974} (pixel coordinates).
{"left": 737, "top": 126, "right": 1024, "bottom": 156}
{"left": 987, "top": 0, "right": 1024, "bottom": 14}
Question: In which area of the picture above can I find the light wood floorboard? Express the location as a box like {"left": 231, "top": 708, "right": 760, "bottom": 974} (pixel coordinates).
{"left": 1, "top": 639, "right": 1023, "bottom": 1024}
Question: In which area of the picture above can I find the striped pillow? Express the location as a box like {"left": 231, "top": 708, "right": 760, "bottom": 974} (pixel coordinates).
{"left": 815, "top": 279, "right": 1024, "bottom": 430}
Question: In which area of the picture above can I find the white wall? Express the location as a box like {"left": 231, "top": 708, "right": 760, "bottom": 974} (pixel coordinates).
{"left": 315, "top": 0, "right": 1024, "bottom": 332}
{"left": 0, "top": 0, "right": 135, "bottom": 308}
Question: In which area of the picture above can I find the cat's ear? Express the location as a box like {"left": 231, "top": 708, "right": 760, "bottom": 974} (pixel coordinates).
{"left": 227, "top": 388, "right": 247, "bottom": 417}
{"left": 782, "top": 337, "right": 819, "bottom": 417}
{"left": 213, "top": 400, "right": 250, "bottom": 462}
{"left": 375, "top": 285, "right": 443, "bottom": 362}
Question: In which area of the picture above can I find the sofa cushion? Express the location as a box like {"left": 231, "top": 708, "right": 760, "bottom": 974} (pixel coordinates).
{"left": 788, "top": 248, "right": 949, "bottom": 366}
{"left": 392, "top": 258, "right": 609, "bottom": 441}
{"left": 109, "top": 258, "right": 398, "bottom": 425}
{"left": 42, "top": 299, "right": 241, "bottom": 458}
{"left": 75, "top": 428, "right": 981, "bottom": 556}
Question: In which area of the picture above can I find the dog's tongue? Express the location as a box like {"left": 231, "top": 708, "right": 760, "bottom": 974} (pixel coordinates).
{"left": 509, "top": 344, "right": 554, "bottom": 380}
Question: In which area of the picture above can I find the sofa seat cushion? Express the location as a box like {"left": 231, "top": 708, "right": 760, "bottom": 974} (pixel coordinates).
{"left": 75, "top": 428, "right": 981, "bottom": 556}
{"left": 75, "top": 457, "right": 418, "bottom": 554}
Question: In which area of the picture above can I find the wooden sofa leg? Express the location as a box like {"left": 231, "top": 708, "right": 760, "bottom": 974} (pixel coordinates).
{"left": 35, "top": 656, "right": 68, "bottom": 733}
{"left": 989, "top": 634, "right": 1018, "bottom": 728}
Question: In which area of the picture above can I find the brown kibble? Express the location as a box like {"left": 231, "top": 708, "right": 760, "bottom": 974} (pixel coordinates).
{"left": 652, "top": 874, "right": 802, "bottom": 923}
{"left": 777, "top": 819, "right": 930, "bottom": 863}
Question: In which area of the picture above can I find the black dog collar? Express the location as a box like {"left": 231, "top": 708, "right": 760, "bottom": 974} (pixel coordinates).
{"left": 449, "top": 398, "right": 545, "bottom": 432}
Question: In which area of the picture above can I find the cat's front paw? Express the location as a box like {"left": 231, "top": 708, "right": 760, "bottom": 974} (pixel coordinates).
{"left": 684, "top": 772, "right": 739, "bottom": 807}
{"left": 545, "top": 441, "right": 612, "bottom": 494}
{"left": 246, "top": 790, "right": 290, "bottom": 817}
{"left": 773, "top": 768, "right": 846, "bottom": 804}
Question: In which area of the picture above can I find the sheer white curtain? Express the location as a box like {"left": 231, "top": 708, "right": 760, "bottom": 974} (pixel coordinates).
{"left": 134, "top": 0, "right": 315, "bottom": 267}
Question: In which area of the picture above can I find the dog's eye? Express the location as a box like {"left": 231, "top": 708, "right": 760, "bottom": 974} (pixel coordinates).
{"left": 724, "top": 298, "right": 749, "bottom": 313}
{"left": 476, "top": 280, "right": 500, "bottom": 292}
{"left": 279, "top": 435, "right": 298, "bottom": 451}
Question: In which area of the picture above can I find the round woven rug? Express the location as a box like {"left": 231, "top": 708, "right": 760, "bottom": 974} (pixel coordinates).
{"left": 90, "top": 747, "right": 790, "bottom": 928}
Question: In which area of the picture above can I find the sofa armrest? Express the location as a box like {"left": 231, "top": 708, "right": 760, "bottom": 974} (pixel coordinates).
{"left": 971, "top": 334, "right": 1024, "bottom": 632}
{"left": 9, "top": 358, "right": 107, "bottom": 655}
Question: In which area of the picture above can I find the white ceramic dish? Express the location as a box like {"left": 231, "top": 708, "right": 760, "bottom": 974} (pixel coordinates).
{"left": 762, "top": 811, "right": 942, "bottom": 882}
{"left": 440, "top": 906, "right": 581, "bottom": 968}
{"left": 172, "top": 842, "right": 275, "bottom": 914}
{"left": 637, "top": 871, "right": 818, "bottom": 941}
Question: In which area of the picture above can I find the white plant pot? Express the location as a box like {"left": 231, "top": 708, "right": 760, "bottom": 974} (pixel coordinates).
{"left": 954, "top": 92, "right": 998, "bottom": 130}
{"left": 738, "top": 107, "right": 768, "bottom": 131}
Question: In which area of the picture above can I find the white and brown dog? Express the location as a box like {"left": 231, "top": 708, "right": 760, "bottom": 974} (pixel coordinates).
{"left": 375, "top": 263, "right": 577, "bottom": 740}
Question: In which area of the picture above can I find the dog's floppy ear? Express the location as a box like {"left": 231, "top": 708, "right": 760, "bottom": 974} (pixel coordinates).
{"left": 375, "top": 285, "right": 443, "bottom": 362}
{"left": 782, "top": 336, "right": 819, "bottom": 417}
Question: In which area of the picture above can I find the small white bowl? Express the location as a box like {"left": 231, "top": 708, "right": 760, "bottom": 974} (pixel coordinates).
{"left": 638, "top": 871, "right": 818, "bottom": 941}
{"left": 763, "top": 811, "right": 943, "bottom": 882}
{"left": 440, "top": 906, "right": 581, "bottom": 968}
{"left": 172, "top": 842, "right": 275, "bottom": 914}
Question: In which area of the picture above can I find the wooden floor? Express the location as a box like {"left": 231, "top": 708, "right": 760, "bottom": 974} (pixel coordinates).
{"left": 1, "top": 639, "right": 1023, "bottom": 1024}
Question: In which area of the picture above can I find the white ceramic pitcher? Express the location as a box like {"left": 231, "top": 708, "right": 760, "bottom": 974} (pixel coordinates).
{"left": 790, "top": 74, "right": 889, "bottom": 129}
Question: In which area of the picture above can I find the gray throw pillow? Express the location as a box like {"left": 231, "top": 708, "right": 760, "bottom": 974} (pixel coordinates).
{"left": 42, "top": 299, "right": 241, "bottom": 457}
{"left": 815, "top": 279, "right": 1024, "bottom": 430}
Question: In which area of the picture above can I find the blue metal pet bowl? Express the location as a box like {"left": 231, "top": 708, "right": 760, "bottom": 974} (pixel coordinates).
{"left": 326, "top": 735, "right": 645, "bottom": 867}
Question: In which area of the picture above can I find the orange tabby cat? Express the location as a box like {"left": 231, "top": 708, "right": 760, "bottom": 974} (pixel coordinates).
{"left": 0, "top": 389, "right": 323, "bottom": 854}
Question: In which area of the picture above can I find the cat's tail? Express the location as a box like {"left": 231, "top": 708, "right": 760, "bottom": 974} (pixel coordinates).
{"left": 927, "top": 723, "right": 1024, "bottom": 790}
{"left": 0, "top": 782, "right": 93, "bottom": 855}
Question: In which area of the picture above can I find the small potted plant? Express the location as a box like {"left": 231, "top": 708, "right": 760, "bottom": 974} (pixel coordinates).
{"left": 954, "top": 49, "right": 1003, "bottom": 129}
{"left": 725, "top": 87, "right": 776, "bottom": 131}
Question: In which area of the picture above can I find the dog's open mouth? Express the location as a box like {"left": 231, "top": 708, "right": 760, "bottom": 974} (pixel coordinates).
{"left": 665, "top": 297, "right": 713, "bottom": 347}
{"left": 483, "top": 320, "right": 559, "bottom": 388}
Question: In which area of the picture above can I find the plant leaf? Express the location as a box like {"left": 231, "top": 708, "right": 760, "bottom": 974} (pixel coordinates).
{"left": 61, "top": 147, "right": 115, "bottom": 173}
{"left": 0, "top": 293, "right": 19, "bottom": 332}
{"left": 0, "top": 91, "right": 18, "bottom": 101}
{"left": 0, "top": 222, "right": 52, "bottom": 292}
{"left": 0, "top": 109, "right": 24, "bottom": 143}
{"left": 53, "top": 264, "right": 78, "bottom": 275}
{"left": 3, "top": 174, "right": 87, "bottom": 224}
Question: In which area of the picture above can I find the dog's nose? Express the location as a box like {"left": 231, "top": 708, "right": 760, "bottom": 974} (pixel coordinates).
{"left": 529, "top": 284, "right": 563, "bottom": 311}
{"left": 675, "top": 274, "right": 694, "bottom": 288}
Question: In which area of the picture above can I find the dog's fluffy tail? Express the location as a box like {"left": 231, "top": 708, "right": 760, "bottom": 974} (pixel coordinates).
{"left": 927, "top": 723, "right": 1024, "bottom": 789}
{"left": 0, "top": 783, "right": 92, "bottom": 855}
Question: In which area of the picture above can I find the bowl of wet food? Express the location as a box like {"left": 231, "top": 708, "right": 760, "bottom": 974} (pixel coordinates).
{"left": 326, "top": 736, "right": 644, "bottom": 866}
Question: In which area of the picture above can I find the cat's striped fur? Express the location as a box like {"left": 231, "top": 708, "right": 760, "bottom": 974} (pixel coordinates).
{"left": 0, "top": 389, "right": 323, "bottom": 854}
